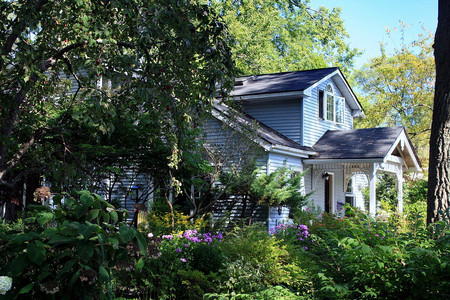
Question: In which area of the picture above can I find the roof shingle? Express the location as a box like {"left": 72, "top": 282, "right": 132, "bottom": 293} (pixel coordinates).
{"left": 311, "top": 127, "right": 404, "bottom": 160}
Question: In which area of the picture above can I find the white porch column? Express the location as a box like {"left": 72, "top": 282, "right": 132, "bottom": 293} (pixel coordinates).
{"left": 396, "top": 169, "right": 404, "bottom": 214}
{"left": 369, "top": 163, "right": 377, "bottom": 216}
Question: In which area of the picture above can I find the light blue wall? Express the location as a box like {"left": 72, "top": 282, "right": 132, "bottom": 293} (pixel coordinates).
{"left": 302, "top": 78, "right": 354, "bottom": 147}
{"left": 242, "top": 98, "right": 303, "bottom": 144}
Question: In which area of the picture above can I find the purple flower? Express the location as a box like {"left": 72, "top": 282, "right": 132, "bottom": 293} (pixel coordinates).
{"left": 180, "top": 258, "right": 186, "bottom": 263}
{"left": 162, "top": 235, "right": 173, "bottom": 240}
{"left": 184, "top": 244, "right": 189, "bottom": 247}
{"left": 176, "top": 248, "right": 182, "bottom": 253}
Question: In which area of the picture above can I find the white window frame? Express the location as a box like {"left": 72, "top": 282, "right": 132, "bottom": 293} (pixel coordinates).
{"left": 323, "top": 84, "right": 345, "bottom": 124}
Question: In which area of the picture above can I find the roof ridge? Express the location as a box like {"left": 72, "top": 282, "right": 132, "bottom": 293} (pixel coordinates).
{"left": 236, "top": 67, "right": 339, "bottom": 79}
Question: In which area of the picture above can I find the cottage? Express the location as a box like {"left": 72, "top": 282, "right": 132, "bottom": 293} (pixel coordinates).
{"left": 207, "top": 67, "right": 421, "bottom": 227}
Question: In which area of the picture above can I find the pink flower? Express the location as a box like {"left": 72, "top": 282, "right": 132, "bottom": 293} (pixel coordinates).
{"left": 180, "top": 258, "right": 186, "bottom": 263}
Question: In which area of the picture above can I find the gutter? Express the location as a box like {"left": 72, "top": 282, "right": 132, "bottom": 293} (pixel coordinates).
{"left": 270, "top": 145, "right": 317, "bottom": 158}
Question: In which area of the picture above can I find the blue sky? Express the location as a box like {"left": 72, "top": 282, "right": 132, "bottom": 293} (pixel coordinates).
{"left": 309, "top": 0, "right": 438, "bottom": 68}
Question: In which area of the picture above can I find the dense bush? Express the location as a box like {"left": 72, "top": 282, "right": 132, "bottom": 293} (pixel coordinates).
{"left": 0, "top": 191, "right": 146, "bottom": 299}
{"left": 1, "top": 199, "right": 449, "bottom": 299}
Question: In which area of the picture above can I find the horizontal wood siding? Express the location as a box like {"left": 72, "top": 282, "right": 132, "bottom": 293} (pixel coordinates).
{"left": 267, "top": 152, "right": 303, "bottom": 173}
{"left": 242, "top": 99, "right": 302, "bottom": 144}
{"left": 303, "top": 78, "right": 353, "bottom": 147}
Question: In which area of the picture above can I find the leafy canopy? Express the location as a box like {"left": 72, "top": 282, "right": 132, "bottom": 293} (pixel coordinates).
{"left": 0, "top": 0, "right": 235, "bottom": 191}
{"left": 210, "top": 0, "right": 360, "bottom": 75}
{"left": 354, "top": 24, "right": 434, "bottom": 166}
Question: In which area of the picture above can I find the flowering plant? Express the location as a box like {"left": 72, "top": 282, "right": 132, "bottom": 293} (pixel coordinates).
{"left": 0, "top": 276, "right": 12, "bottom": 295}
{"left": 270, "top": 223, "right": 311, "bottom": 250}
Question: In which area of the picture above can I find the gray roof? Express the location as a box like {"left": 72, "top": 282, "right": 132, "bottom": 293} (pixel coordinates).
{"left": 311, "top": 127, "right": 405, "bottom": 160}
{"left": 231, "top": 67, "right": 339, "bottom": 97}
{"left": 213, "top": 101, "right": 314, "bottom": 152}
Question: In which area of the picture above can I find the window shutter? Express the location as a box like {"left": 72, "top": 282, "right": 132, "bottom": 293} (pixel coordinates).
{"left": 318, "top": 90, "right": 324, "bottom": 119}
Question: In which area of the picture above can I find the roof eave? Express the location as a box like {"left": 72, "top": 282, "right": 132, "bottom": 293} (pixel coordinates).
{"left": 270, "top": 145, "right": 317, "bottom": 158}
{"left": 303, "top": 158, "right": 384, "bottom": 164}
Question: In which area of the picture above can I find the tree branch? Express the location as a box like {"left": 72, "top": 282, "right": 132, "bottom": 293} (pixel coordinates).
{"left": 0, "top": 128, "right": 46, "bottom": 182}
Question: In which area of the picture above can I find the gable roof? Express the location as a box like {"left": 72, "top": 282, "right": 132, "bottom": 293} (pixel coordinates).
{"left": 212, "top": 101, "right": 316, "bottom": 157}
{"left": 227, "top": 67, "right": 363, "bottom": 115}
{"left": 231, "top": 67, "right": 339, "bottom": 97}
{"left": 307, "top": 127, "right": 421, "bottom": 170}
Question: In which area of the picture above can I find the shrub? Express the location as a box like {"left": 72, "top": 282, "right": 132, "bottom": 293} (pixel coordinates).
{"left": 0, "top": 191, "right": 146, "bottom": 299}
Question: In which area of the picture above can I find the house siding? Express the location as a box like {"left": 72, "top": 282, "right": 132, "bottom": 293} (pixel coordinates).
{"left": 267, "top": 152, "right": 304, "bottom": 229}
{"left": 242, "top": 98, "right": 302, "bottom": 144}
{"left": 303, "top": 78, "right": 353, "bottom": 147}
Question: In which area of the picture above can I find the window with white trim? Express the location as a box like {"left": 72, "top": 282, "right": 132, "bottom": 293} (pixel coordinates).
{"left": 321, "top": 84, "right": 345, "bottom": 124}
{"left": 345, "top": 178, "right": 354, "bottom": 206}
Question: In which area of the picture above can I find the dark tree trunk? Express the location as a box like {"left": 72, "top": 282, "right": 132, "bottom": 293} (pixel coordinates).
{"left": 427, "top": 0, "right": 450, "bottom": 224}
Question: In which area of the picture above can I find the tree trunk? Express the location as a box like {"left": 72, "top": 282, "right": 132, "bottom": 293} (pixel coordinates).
{"left": 427, "top": 0, "right": 450, "bottom": 224}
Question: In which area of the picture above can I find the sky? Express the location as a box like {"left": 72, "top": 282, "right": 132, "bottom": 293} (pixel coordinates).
{"left": 309, "top": 0, "right": 438, "bottom": 68}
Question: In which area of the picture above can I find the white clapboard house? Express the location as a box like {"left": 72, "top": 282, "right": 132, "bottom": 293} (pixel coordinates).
{"left": 205, "top": 67, "right": 421, "bottom": 228}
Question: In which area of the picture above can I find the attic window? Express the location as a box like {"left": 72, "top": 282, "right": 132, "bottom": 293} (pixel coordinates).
{"left": 323, "top": 83, "right": 345, "bottom": 124}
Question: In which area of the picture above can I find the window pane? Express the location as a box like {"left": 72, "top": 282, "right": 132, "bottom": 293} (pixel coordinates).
{"left": 336, "top": 97, "right": 344, "bottom": 123}
{"left": 326, "top": 94, "right": 334, "bottom": 121}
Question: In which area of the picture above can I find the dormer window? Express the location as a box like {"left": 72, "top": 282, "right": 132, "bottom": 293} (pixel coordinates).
{"left": 319, "top": 83, "right": 345, "bottom": 123}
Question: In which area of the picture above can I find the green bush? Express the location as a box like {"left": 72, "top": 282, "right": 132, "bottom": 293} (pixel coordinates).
{"left": 303, "top": 208, "right": 450, "bottom": 299}
{"left": 0, "top": 191, "right": 146, "bottom": 300}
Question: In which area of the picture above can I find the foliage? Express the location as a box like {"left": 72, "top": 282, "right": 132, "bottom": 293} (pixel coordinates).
{"left": 113, "top": 228, "right": 223, "bottom": 299}
{"left": 222, "top": 165, "right": 310, "bottom": 222}
{"left": 303, "top": 207, "right": 450, "bottom": 299}
{"left": 216, "top": 224, "right": 307, "bottom": 294}
{"left": 250, "top": 167, "right": 309, "bottom": 210}
{"left": 180, "top": 115, "right": 263, "bottom": 220}
{"left": 361, "top": 173, "right": 398, "bottom": 213}
{"left": 0, "top": 191, "right": 146, "bottom": 299}
{"left": 354, "top": 24, "right": 434, "bottom": 165}
{"left": 210, "top": 0, "right": 360, "bottom": 75}
{"left": 0, "top": 0, "right": 235, "bottom": 195}
{"left": 142, "top": 204, "right": 209, "bottom": 236}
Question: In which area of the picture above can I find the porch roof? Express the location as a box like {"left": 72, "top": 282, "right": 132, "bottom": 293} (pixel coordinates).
{"left": 306, "top": 127, "right": 421, "bottom": 171}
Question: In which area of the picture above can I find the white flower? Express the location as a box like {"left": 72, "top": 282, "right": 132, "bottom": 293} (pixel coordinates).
{"left": 0, "top": 276, "right": 12, "bottom": 295}
{"left": 147, "top": 232, "right": 153, "bottom": 238}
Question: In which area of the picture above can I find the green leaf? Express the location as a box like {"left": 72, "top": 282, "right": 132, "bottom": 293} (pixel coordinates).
{"left": 75, "top": 205, "right": 86, "bottom": 219}
{"left": 19, "top": 282, "right": 34, "bottom": 294}
{"left": 37, "top": 212, "right": 54, "bottom": 225}
{"left": 69, "top": 271, "right": 80, "bottom": 288}
{"left": 10, "top": 253, "right": 30, "bottom": 274}
{"left": 99, "top": 265, "right": 110, "bottom": 283}
{"left": 119, "top": 223, "right": 136, "bottom": 243}
{"left": 361, "top": 245, "right": 372, "bottom": 255}
{"left": 79, "top": 224, "right": 95, "bottom": 239}
{"left": 27, "top": 241, "right": 47, "bottom": 265}
{"left": 80, "top": 192, "right": 94, "bottom": 207}
{"left": 136, "top": 258, "right": 145, "bottom": 271}
{"left": 11, "top": 231, "right": 41, "bottom": 243}
{"left": 61, "top": 259, "right": 77, "bottom": 274}
{"left": 102, "top": 211, "right": 110, "bottom": 223}
{"left": 76, "top": 241, "right": 95, "bottom": 263}
{"left": 110, "top": 210, "right": 118, "bottom": 224}
{"left": 136, "top": 231, "right": 147, "bottom": 255}
{"left": 87, "top": 209, "right": 100, "bottom": 221}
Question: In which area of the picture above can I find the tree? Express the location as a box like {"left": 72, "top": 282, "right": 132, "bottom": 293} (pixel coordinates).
{"left": 427, "top": 0, "right": 450, "bottom": 224}
{"left": 0, "top": 0, "right": 235, "bottom": 198}
{"left": 210, "top": 0, "right": 360, "bottom": 75}
{"left": 354, "top": 25, "right": 435, "bottom": 165}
